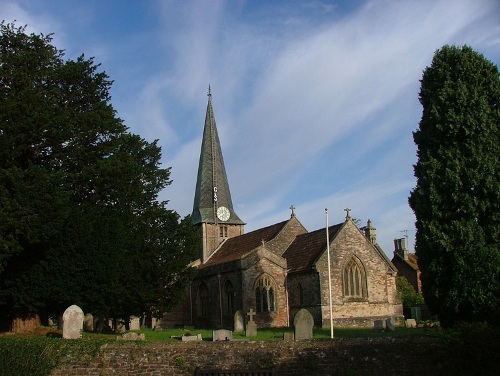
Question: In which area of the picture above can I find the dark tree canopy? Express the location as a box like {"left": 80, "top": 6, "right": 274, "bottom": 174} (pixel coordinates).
{"left": 409, "top": 45, "right": 500, "bottom": 327}
{"left": 0, "top": 23, "right": 197, "bottom": 327}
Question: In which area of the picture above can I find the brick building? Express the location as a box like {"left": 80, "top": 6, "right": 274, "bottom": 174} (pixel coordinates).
{"left": 391, "top": 238, "right": 421, "bottom": 294}
{"left": 161, "top": 89, "right": 403, "bottom": 329}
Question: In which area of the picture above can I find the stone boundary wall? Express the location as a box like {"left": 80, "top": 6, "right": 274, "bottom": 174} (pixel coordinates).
{"left": 50, "top": 337, "right": 465, "bottom": 376}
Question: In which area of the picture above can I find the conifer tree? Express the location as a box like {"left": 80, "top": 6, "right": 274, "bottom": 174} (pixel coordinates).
{"left": 409, "top": 45, "right": 500, "bottom": 327}
{"left": 0, "top": 23, "right": 197, "bottom": 327}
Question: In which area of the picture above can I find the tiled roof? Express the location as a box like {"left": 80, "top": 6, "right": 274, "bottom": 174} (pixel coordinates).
{"left": 200, "top": 220, "right": 289, "bottom": 268}
{"left": 405, "top": 253, "right": 419, "bottom": 270}
{"left": 283, "top": 223, "right": 343, "bottom": 272}
{"left": 392, "top": 252, "right": 419, "bottom": 271}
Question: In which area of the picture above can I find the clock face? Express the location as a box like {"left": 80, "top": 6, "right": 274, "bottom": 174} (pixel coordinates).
{"left": 217, "top": 206, "right": 230, "bottom": 221}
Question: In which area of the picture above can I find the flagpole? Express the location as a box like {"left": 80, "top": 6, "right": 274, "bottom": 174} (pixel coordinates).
{"left": 325, "top": 208, "right": 334, "bottom": 338}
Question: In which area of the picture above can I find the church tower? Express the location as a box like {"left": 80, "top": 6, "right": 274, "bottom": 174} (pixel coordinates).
{"left": 192, "top": 87, "right": 245, "bottom": 263}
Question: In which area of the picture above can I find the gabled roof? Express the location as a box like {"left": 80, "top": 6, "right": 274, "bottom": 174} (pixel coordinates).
{"left": 191, "top": 88, "right": 244, "bottom": 225}
{"left": 283, "top": 223, "right": 343, "bottom": 272}
{"left": 200, "top": 220, "right": 289, "bottom": 268}
{"left": 392, "top": 252, "right": 419, "bottom": 271}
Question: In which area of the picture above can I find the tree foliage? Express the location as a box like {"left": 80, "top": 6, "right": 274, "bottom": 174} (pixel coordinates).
{"left": 409, "top": 45, "right": 500, "bottom": 327}
{"left": 0, "top": 23, "right": 198, "bottom": 326}
{"left": 396, "top": 276, "right": 424, "bottom": 309}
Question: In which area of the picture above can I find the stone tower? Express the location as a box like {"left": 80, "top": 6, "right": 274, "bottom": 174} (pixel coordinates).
{"left": 192, "top": 87, "right": 245, "bottom": 263}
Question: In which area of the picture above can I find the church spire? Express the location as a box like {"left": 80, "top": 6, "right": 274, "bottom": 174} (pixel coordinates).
{"left": 192, "top": 87, "right": 244, "bottom": 226}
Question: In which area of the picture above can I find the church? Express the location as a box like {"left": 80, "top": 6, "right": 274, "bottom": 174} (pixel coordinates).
{"left": 161, "top": 89, "right": 403, "bottom": 329}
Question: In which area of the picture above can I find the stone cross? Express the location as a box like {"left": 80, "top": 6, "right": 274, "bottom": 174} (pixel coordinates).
{"left": 344, "top": 207, "right": 351, "bottom": 219}
{"left": 247, "top": 308, "right": 256, "bottom": 323}
{"left": 290, "top": 205, "right": 296, "bottom": 217}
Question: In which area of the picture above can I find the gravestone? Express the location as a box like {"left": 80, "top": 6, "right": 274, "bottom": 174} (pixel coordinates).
{"left": 405, "top": 319, "right": 417, "bottom": 328}
{"left": 62, "top": 305, "right": 84, "bottom": 339}
{"left": 182, "top": 333, "right": 202, "bottom": 342}
{"left": 118, "top": 332, "right": 145, "bottom": 341}
{"left": 130, "top": 316, "right": 140, "bottom": 331}
{"left": 83, "top": 313, "right": 93, "bottom": 332}
{"left": 386, "top": 317, "right": 395, "bottom": 331}
{"left": 283, "top": 332, "right": 295, "bottom": 341}
{"left": 245, "top": 309, "right": 257, "bottom": 337}
{"left": 234, "top": 310, "right": 244, "bottom": 332}
{"left": 374, "top": 320, "right": 385, "bottom": 331}
{"left": 213, "top": 329, "right": 232, "bottom": 341}
{"left": 293, "top": 308, "right": 314, "bottom": 340}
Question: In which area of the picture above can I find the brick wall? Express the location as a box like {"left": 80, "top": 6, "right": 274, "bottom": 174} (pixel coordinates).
{"left": 50, "top": 337, "right": 464, "bottom": 376}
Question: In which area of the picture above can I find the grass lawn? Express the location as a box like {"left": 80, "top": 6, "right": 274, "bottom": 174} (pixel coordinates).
{"left": 1, "top": 325, "right": 441, "bottom": 343}
{"left": 124, "top": 326, "right": 439, "bottom": 342}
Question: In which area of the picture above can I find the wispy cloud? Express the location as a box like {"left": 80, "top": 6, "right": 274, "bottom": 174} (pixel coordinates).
{"left": 2, "top": 0, "right": 499, "bottom": 255}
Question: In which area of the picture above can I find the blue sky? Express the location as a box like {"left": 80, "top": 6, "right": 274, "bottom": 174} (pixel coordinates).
{"left": 3, "top": 0, "right": 500, "bottom": 257}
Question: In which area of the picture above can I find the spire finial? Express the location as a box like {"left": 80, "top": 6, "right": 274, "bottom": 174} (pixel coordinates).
{"left": 207, "top": 85, "right": 212, "bottom": 99}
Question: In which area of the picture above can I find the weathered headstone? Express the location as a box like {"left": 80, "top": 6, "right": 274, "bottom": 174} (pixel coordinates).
{"left": 182, "top": 333, "right": 202, "bottom": 342}
{"left": 283, "top": 332, "right": 295, "bottom": 341}
{"left": 118, "top": 332, "right": 145, "bottom": 341}
{"left": 293, "top": 308, "right": 314, "bottom": 340}
{"left": 405, "top": 319, "right": 417, "bottom": 328}
{"left": 62, "top": 305, "right": 84, "bottom": 339}
{"left": 130, "top": 316, "right": 141, "bottom": 331}
{"left": 245, "top": 308, "right": 257, "bottom": 337}
{"left": 386, "top": 317, "right": 395, "bottom": 331}
{"left": 234, "top": 310, "right": 244, "bottom": 332}
{"left": 116, "top": 319, "right": 126, "bottom": 333}
{"left": 83, "top": 313, "right": 93, "bottom": 332}
{"left": 213, "top": 329, "right": 232, "bottom": 341}
{"left": 374, "top": 320, "right": 385, "bottom": 331}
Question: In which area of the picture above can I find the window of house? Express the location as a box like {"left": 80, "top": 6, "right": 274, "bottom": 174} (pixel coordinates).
{"left": 219, "top": 225, "right": 228, "bottom": 238}
{"left": 343, "top": 257, "right": 367, "bottom": 299}
{"left": 197, "top": 283, "right": 210, "bottom": 317}
{"left": 255, "top": 275, "right": 276, "bottom": 313}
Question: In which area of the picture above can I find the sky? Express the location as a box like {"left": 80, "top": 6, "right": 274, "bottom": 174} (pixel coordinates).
{"left": 2, "top": 0, "right": 500, "bottom": 257}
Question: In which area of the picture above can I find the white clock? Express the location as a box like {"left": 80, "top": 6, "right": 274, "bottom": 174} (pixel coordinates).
{"left": 217, "top": 206, "right": 230, "bottom": 221}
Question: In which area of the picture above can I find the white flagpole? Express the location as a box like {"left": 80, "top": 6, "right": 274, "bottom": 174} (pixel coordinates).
{"left": 325, "top": 208, "right": 334, "bottom": 338}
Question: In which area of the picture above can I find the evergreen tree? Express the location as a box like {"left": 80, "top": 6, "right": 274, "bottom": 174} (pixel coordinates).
{"left": 0, "top": 23, "right": 197, "bottom": 326}
{"left": 409, "top": 45, "right": 500, "bottom": 327}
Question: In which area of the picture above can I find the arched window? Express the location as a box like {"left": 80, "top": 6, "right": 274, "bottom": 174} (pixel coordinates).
{"left": 343, "top": 257, "right": 367, "bottom": 299}
{"left": 255, "top": 275, "right": 276, "bottom": 313}
{"left": 223, "top": 280, "right": 235, "bottom": 315}
{"left": 197, "top": 283, "right": 210, "bottom": 317}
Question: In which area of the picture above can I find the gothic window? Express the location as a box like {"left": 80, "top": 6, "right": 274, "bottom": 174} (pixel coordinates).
{"left": 343, "top": 257, "right": 367, "bottom": 299}
{"left": 223, "top": 280, "right": 235, "bottom": 315}
{"left": 255, "top": 275, "right": 276, "bottom": 313}
{"left": 197, "top": 283, "right": 210, "bottom": 317}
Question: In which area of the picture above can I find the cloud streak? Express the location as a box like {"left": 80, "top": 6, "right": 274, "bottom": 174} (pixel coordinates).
{"left": 2, "top": 0, "right": 499, "bottom": 256}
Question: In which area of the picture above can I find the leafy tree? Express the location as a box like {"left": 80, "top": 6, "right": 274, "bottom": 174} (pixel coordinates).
{"left": 396, "top": 276, "right": 424, "bottom": 309}
{"left": 409, "top": 45, "right": 500, "bottom": 328}
{"left": 0, "top": 23, "right": 197, "bottom": 327}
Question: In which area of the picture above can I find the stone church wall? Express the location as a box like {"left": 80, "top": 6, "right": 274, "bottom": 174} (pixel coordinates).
{"left": 315, "top": 221, "right": 402, "bottom": 327}
{"left": 241, "top": 255, "right": 288, "bottom": 327}
{"left": 266, "top": 217, "right": 307, "bottom": 257}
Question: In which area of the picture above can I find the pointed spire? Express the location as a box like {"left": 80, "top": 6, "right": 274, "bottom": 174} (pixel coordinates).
{"left": 192, "top": 87, "right": 244, "bottom": 225}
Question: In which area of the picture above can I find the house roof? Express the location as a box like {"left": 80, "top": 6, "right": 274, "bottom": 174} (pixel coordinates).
{"left": 200, "top": 220, "right": 289, "bottom": 268}
{"left": 392, "top": 252, "right": 419, "bottom": 271}
{"left": 283, "top": 223, "right": 343, "bottom": 272}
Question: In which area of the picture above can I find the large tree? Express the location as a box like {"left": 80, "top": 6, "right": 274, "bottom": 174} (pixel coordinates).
{"left": 0, "top": 23, "right": 197, "bottom": 328}
{"left": 409, "top": 45, "right": 500, "bottom": 327}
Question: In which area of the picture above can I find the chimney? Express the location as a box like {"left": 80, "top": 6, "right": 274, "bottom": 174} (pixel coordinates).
{"left": 393, "top": 238, "right": 408, "bottom": 260}
{"left": 363, "top": 219, "right": 377, "bottom": 244}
